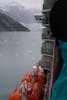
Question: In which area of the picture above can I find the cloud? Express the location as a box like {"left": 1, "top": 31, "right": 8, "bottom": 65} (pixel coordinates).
{"left": 17, "top": 0, "right": 43, "bottom": 9}
{"left": 0, "top": 0, "right": 43, "bottom": 10}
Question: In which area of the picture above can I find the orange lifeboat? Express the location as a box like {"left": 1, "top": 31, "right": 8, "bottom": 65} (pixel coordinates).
{"left": 9, "top": 66, "right": 45, "bottom": 100}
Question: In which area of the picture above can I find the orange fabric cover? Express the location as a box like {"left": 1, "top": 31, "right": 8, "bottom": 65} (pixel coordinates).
{"left": 10, "top": 91, "right": 21, "bottom": 100}
{"left": 36, "top": 72, "right": 44, "bottom": 86}
{"left": 21, "top": 73, "right": 31, "bottom": 83}
{"left": 28, "top": 83, "right": 42, "bottom": 100}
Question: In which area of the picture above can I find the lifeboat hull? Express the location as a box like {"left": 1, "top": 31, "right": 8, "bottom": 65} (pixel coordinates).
{"left": 9, "top": 66, "right": 45, "bottom": 100}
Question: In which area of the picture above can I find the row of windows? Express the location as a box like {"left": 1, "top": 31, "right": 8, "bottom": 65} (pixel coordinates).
{"left": 35, "top": 15, "right": 43, "bottom": 21}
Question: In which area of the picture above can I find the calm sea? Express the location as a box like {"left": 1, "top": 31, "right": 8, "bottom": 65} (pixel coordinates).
{"left": 0, "top": 23, "right": 43, "bottom": 100}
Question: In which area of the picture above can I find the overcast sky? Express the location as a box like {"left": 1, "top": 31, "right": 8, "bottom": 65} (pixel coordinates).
{"left": 0, "top": 0, "right": 43, "bottom": 10}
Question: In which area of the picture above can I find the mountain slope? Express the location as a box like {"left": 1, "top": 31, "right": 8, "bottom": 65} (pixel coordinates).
{"left": 2, "top": 5, "right": 36, "bottom": 24}
{"left": 0, "top": 12, "right": 30, "bottom": 31}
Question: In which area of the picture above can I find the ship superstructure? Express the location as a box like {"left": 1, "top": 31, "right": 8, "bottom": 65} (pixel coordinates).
{"left": 41, "top": 0, "right": 56, "bottom": 100}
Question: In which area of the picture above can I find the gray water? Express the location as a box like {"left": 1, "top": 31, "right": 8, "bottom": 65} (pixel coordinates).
{"left": 0, "top": 31, "right": 42, "bottom": 100}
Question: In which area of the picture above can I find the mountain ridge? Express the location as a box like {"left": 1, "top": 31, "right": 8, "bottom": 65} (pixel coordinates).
{"left": 0, "top": 12, "right": 30, "bottom": 31}
{"left": 0, "top": 5, "right": 36, "bottom": 24}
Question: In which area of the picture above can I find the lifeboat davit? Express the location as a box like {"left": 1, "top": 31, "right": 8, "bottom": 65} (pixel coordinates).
{"left": 9, "top": 65, "right": 48, "bottom": 100}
